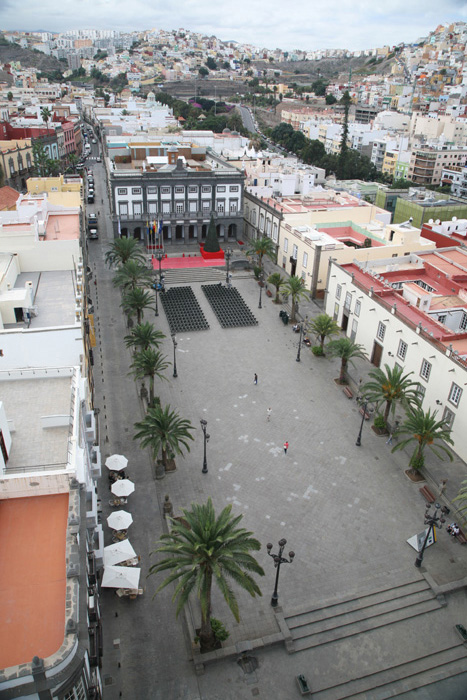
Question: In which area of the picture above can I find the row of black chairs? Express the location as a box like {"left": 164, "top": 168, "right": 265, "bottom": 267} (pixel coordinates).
{"left": 201, "top": 284, "right": 257, "bottom": 329}
{"left": 160, "top": 286, "right": 209, "bottom": 333}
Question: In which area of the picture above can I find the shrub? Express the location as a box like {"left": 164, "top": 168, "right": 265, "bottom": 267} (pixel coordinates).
{"left": 409, "top": 454, "right": 425, "bottom": 471}
{"left": 210, "top": 618, "right": 229, "bottom": 642}
{"left": 312, "top": 345, "right": 324, "bottom": 356}
{"left": 373, "top": 414, "right": 387, "bottom": 430}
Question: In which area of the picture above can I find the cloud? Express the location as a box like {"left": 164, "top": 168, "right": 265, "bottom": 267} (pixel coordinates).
{"left": 2, "top": 0, "right": 467, "bottom": 51}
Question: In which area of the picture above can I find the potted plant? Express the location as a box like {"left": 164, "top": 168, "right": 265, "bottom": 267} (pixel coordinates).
{"left": 372, "top": 413, "right": 388, "bottom": 436}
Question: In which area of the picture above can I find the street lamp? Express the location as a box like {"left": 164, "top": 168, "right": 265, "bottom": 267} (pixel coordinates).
{"left": 355, "top": 395, "right": 373, "bottom": 447}
{"left": 415, "top": 502, "right": 447, "bottom": 568}
{"left": 258, "top": 271, "right": 264, "bottom": 309}
{"left": 171, "top": 334, "right": 178, "bottom": 378}
{"left": 225, "top": 247, "right": 233, "bottom": 288}
{"left": 266, "top": 539, "right": 295, "bottom": 607}
{"left": 154, "top": 249, "right": 165, "bottom": 318}
{"left": 296, "top": 317, "right": 308, "bottom": 362}
{"left": 200, "top": 419, "right": 210, "bottom": 474}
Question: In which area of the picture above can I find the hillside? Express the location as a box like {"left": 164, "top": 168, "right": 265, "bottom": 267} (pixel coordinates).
{"left": 254, "top": 54, "right": 395, "bottom": 84}
{"left": 0, "top": 40, "right": 64, "bottom": 74}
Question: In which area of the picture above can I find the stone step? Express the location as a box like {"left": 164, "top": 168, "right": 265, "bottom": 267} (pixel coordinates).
{"left": 287, "top": 578, "right": 430, "bottom": 633}
{"left": 292, "top": 596, "right": 441, "bottom": 652}
{"left": 311, "top": 644, "right": 467, "bottom": 700}
{"left": 160, "top": 267, "right": 253, "bottom": 285}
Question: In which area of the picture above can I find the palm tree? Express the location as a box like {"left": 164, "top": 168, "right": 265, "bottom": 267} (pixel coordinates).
{"left": 112, "top": 259, "right": 154, "bottom": 292}
{"left": 134, "top": 404, "right": 195, "bottom": 471}
{"left": 267, "top": 272, "right": 286, "bottom": 303}
{"left": 148, "top": 498, "right": 264, "bottom": 650}
{"left": 105, "top": 238, "right": 146, "bottom": 268}
{"left": 121, "top": 287, "right": 154, "bottom": 324}
{"left": 281, "top": 275, "right": 309, "bottom": 322}
{"left": 130, "top": 348, "right": 169, "bottom": 404}
{"left": 453, "top": 480, "right": 467, "bottom": 522}
{"left": 391, "top": 406, "right": 454, "bottom": 473}
{"left": 308, "top": 313, "right": 340, "bottom": 352}
{"left": 360, "top": 364, "right": 420, "bottom": 424}
{"left": 327, "top": 338, "right": 366, "bottom": 384}
{"left": 41, "top": 106, "right": 52, "bottom": 127}
{"left": 124, "top": 322, "right": 165, "bottom": 353}
{"left": 247, "top": 236, "right": 276, "bottom": 275}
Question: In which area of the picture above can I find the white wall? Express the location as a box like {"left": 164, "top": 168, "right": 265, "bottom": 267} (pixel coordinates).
{"left": 0, "top": 326, "right": 82, "bottom": 368}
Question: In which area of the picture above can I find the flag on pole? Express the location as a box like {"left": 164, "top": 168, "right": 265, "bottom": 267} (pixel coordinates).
{"left": 158, "top": 219, "right": 163, "bottom": 249}
{"left": 118, "top": 217, "right": 121, "bottom": 237}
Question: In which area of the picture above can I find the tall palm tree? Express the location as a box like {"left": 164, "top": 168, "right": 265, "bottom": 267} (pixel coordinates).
{"left": 247, "top": 235, "right": 276, "bottom": 275}
{"left": 134, "top": 404, "right": 195, "bottom": 471}
{"left": 327, "top": 337, "right": 366, "bottom": 384}
{"left": 360, "top": 364, "right": 420, "bottom": 423}
{"left": 124, "top": 322, "right": 165, "bottom": 353}
{"left": 112, "top": 259, "right": 154, "bottom": 292}
{"left": 121, "top": 287, "right": 154, "bottom": 325}
{"left": 41, "top": 106, "right": 52, "bottom": 127}
{"left": 281, "top": 275, "right": 309, "bottom": 322}
{"left": 308, "top": 313, "right": 340, "bottom": 352}
{"left": 267, "top": 272, "right": 286, "bottom": 303}
{"left": 148, "top": 498, "right": 264, "bottom": 651}
{"left": 391, "top": 406, "right": 454, "bottom": 473}
{"left": 130, "top": 348, "right": 169, "bottom": 404}
{"left": 105, "top": 238, "right": 146, "bottom": 268}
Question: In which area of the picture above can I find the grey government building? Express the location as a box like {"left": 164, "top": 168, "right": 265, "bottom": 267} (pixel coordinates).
{"left": 108, "top": 144, "right": 245, "bottom": 244}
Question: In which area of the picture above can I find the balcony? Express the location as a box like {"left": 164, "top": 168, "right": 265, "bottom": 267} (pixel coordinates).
{"left": 85, "top": 410, "right": 97, "bottom": 443}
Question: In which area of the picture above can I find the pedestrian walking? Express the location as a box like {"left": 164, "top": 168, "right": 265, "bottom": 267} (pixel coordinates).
{"left": 254, "top": 373, "right": 258, "bottom": 385}
{"left": 267, "top": 407, "right": 272, "bottom": 422}
{"left": 386, "top": 433, "right": 393, "bottom": 445}
{"left": 283, "top": 441, "right": 289, "bottom": 454}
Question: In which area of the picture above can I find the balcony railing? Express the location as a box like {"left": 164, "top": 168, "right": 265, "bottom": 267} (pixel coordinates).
{"left": 118, "top": 210, "right": 243, "bottom": 222}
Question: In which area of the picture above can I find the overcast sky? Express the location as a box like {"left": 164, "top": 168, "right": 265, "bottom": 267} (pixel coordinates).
{"left": 2, "top": 0, "right": 467, "bottom": 51}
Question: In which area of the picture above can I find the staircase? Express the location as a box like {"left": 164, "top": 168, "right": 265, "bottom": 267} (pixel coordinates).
{"left": 161, "top": 267, "right": 253, "bottom": 286}
{"left": 284, "top": 578, "right": 467, "bottom": 699}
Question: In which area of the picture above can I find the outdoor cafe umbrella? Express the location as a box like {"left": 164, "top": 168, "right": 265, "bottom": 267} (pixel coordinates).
{"left": 111, "top": 479, "right": 135, "bottom": 498}
{"left": 107, "top": 510, "right": 133, "bottom": 531}
{"left": 101, "top": 565, "right": 141, "bottom": 590}
{"left": 105, "top": 454, "right": 128, "bottom": 472}
{"left": 103, "top": 539, "right": 137, "bottom": 567}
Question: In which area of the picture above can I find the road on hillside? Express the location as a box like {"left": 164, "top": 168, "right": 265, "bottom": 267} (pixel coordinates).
{"left": 237, "top": 104, "right": 256, "bottom": 134}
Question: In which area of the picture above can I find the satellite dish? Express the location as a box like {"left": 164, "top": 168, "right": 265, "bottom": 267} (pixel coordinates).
{"left": 428, "top": 219, "right": 434, "bottom": 224}
{"left": 435, "top": 219, "right": 441, "bottom": 224}
{"left": 453, "top": 216, "right": 457, "bottom": 222}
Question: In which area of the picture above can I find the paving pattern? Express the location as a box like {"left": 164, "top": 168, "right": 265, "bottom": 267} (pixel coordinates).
{"left": 159, "top": 285, "right": 209, "bottom": 334}
{"left": 202, "top": 283, "right": 258, "bottom": 328}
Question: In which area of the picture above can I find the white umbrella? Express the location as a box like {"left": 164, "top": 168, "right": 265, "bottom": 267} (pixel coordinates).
{"left": 107, "top": 510, "right": 133, "bottom": 531}
{"left": 111, "top": 479, "right": 135, "bottom": 498}
{"left": 105, "top": 454, "right": 128, "bottom": 472}
{"left": 101, "top": 565, "right": 141, "bottom": 589}
{"left": 103, "top": 540, "right": 137, "bottom": 567}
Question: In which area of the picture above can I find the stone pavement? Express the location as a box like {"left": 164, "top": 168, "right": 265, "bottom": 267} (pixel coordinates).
{"left": 88, "top": 189, "right": 467, "bottom": 698}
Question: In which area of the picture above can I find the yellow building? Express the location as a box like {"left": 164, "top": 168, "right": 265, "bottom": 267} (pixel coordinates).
{"left": 27, "top": 175, "right": 83, "bottom": 206}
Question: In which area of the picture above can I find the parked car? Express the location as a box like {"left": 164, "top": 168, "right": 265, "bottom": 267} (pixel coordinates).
{"left": 96, "top": 156, "right": 102, "bottom": 162}
{"left": 89, "top": 228, "right": 98, "bottom": 240}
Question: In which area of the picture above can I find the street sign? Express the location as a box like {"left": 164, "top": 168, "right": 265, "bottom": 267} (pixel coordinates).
{"left": 407, "top": 526, "right": 436, "bottom": 552}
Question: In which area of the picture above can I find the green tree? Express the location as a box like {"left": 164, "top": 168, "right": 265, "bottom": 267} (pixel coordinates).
{"left": 327, "top": 337, "right": 366, "bottom": 384}
{"left": 281, "top": 275, "right": 309, "bottom": 322}
{"left": 325, "top": 94, "right": 337, "bottom": 105}
{"left": 204, "top": 214, "right": 220, "bottom": 253}
{"left": 32, "top": 140, "right": 60, "bottom": 177}
{"left": 267, "top": 272, "right": 286, "bottom": 303}
{"left": 198, "top": 66, "right": 209, "bottom": 78}
{"left": 247, "top": 236, "right": 276, "bottom": 275}
{"left": 308, "top": 313, "right": 340, "bottom": 352}
{"left": 360, "top": 364, "right": 420, "bottom": 424}
{"left": 112, "top": 259, "right": 154, "bottom": 292}
{"left": 41, "top": 106, "right": 52, "bottom": 126}
{"left": 311, "top": 79, "right": 328, "bottom": 96}
{"left": 67, "top": 153, "right": 78, "bottom": 172}
{"left": 337, "top": 91, "right": 352, "bottom": 178}
{"left": 134, "top": 404, "right": 195, "bottom": 472}
{"left": 121, "top": 287, "right": 154, "bottom": 324}
{"left": 130, "top": 348, "right": 169, "bottom": 404}
{"left": 105, "top": 238, "right": 146, "bottom": 268}
{"left": 206, "top": 57, "right": 217, "bottom": 70}
{"left": 7, "top": 91, "right": 13, "bottom": 101}
{"left": 124, "top": 322, "right": 165, "bottom": 352}
{"left": 148, "top": 498, "right": 264, "bottom": 650}
{"left": 391, "top": 406, "right": 454, "bottom": 473}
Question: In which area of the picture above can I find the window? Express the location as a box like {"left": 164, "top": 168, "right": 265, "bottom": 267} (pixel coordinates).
{"left": 230, "top": 201, "right": 238, "bottom": 213}
{"left": 437, "top": 314, "right": 446, "bottom": 324}
{"left": 272, "top": 222, "right": 278, "bottom": 242}
{"left": 416, "top": 383, "right": 426, "bottom": 404}
{"left": 377, "top": 322, "right": 386, "bottom": 341}
{"left": 176, "top": 202, "right": 184, "bottom": 214}
{"left": 217, "top": 202, "right": 225, "bottom": 214}
{"left": 420, "top": 359, "right": 432, "bottom": 382}
{"left": 161, "top": 186, "right": 171, "bottom": 194}
{"left": 188, "top": 186, "right": 198, "bottom": 194}
{"left": 202, "top": 201, "right": 210, "bottom": 212}
{"left": 344, "top": 292, "right": 352, "bottom": 310}
{"left": 284, "top": 238, "right": 288, "bottom": 253}
{"left": 132, "top": 187, "right": 142, "bottom": 195}
{"left": 333, "top": 303, "right": 339, "bottom": 321}
{"left": 350, "top": 319, "right": 358, "bottom": 341}
{"left": 133, "top": 202, "right": 142, "bottom": 216}
{"left": 118, "top": 203, "right": 128, "bottom": 217}
{"left": 162, "top": 202, "right": 171, "bottom": 214}
{"left": 230, "top": 185, "right": 239, "bottom": 192}
{"left": 147, "top": 186, "right": 157, "bottom": 194}
{"left": 443, "top": 406, "right": 455, "bottom": 428}
{"left": 292, "top": 244, "right": 298, "bottom": 260}
{"left": 397, "top": 340, "right": 408, "bottom": 361}
{"left": 448, "top": 383, "right": 462, "bottom": 407}
{"left": 259, "top": 213, "right": 264, "bottom": 231}
{"left": 336, "top": 284, "right": 342, "bottom": 300}
{"left": 117, "top": 188, "right": 128, "bottom": 195}
{"left": 202, "top": 185, "right": 211, "bottom": 193}
{"left": 64, "top": 678, "right": 86, "bottom": 700}
{"left": 217, "top": 186, "right": 226, "bottom": 192}
{"left": 189, "top": 200, "right": 197, "bottom": 212}
{"left": 303, "top": 252, "right": 308, "bottom": 268}
{"left": 460, "top": 312, "right": 467, "bottom": 331}
{"left": 148, "top": 202, "right": 158, "bottom": 214}
{"left": 355, "top": 300, "right": 361, "bottom": 317}
{"left": 175, "top": 186, "right": 184, "bottom": 194}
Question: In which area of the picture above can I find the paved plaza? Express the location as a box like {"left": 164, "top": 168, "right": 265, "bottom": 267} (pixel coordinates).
{"left": 89, "top": 166, "right": 467, "bottom": 700}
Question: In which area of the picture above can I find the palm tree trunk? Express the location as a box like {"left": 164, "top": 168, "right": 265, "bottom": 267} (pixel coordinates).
{"left": 340, "top": 358, "right": 347, "bottom": 383}
{"left": 161, "top": 447, "right": 168, "bottom": 470}
{"left": 199, "top": 572, "right": 215, "bottom": 650}
{"left": 149, "top": 375, "right": 154, "bottom": 405}
{"left": 320, "top": 334, "right": 325, "bottom": 351}
{"left": 384, "top": 401, "right": 392, "bottom": 422}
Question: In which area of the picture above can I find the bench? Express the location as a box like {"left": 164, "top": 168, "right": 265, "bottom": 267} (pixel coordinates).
{"left": 342, "top": 386, "right": 353, "bottom": 399}
{"left": 359, "top": 407, "right": 370, "bottom": 420}
{"left": 456, "top": 527, "right": 467, "bottom": 545}
{"left": 419, "top": 485, "right": 436, "bottom": 504}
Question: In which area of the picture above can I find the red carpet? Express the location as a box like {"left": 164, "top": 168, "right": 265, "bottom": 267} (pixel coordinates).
{"left": 150, "top": 255, "right": 226, "bottom": 270}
